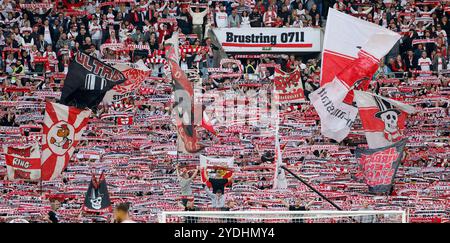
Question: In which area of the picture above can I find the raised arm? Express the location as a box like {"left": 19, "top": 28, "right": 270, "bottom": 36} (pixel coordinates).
{"left": 188, "top": 6, "right": 194, "bottom": 16}
{"left": 200, "top": 7, "right": 208, "bottom": 17}
{"left": 305, "top": 198, "right": 316, "bottom": 209}
{"left": 190, "top": 168, "right": 199, "bottom": 180}
{"left": 205, "top": 186, "right": 214, "bottom": 198}
{"left": 175, "top": 164, "right": 180, "bottom": 177}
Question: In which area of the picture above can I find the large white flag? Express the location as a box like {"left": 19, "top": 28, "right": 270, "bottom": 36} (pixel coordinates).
{"left": 321, "top": 8, "right": 401, "bottom": 86}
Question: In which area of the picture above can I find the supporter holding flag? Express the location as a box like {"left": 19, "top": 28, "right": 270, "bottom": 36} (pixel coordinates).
{"left": 176, "top": 165, "right": 199, "bottom": 205}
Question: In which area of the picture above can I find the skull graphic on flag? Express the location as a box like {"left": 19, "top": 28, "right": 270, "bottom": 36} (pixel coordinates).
{"left": 354, "top": 90, "right": 415, "bottom": 149}
{"left": 373, "top": 96, "right": 402, "bottom": 143}
{"left": 41, "top": 102, "right": 91, "bottom": 181}
{"left": 82, "top": 172, "right": 112, "bottom": 213}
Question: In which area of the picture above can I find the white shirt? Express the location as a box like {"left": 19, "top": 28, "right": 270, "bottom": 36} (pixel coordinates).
{"left": 44, "top": 26, "right": 52, "bottom": 44}
{"left": 437, "top": 57, "right": 443, "bottom": 71}
{"left": 418, "top": 57, "right": 432, "bottom": 71}
{"left": 215, "top": 12, "right": 228, "bottom": 28}
{"left": 121, "top": 219, "right": 136, "bottom": 223}
{"left": 89, "top": 23, "right": 102, "bottom": 40}
{"left": 241, "top": 16, "right": 250, "bottom": 28}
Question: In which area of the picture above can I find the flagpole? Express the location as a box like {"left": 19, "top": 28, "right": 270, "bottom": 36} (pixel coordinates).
{"left": 280, "top": 165, "right": 343, "bottom": 211}
{"left": 273, "top": 84, "right": 281, "bottom": 189}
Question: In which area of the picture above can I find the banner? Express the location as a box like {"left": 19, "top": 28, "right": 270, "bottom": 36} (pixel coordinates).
{"left": 273, "top": 68, "right": 304, "bottom": 103}
{"left": 41, "top": 102, "right": 91, "bottom": 181}
{"left": 82, "top": 173, "right": 112, "bottom": 213}
{"left": 200, "top": 155, "right": 234, "bottom": 169}
{"left": 355, "top": 139, "right": 407, "bottom": 194}
{"left": 213, "top": 27, "right": 321, "bottom": 52}
{"left": 354, "top": 91, "right": 416, "bottom": 149}
{"left": 3, "top": 144, "right": 41, "bottom": 180}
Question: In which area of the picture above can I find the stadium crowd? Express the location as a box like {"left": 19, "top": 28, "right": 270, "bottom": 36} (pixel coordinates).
{"left": 0, "top": 0, "right": 449, "bottom": 223}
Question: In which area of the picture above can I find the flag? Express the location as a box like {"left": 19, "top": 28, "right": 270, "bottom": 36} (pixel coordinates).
{"left": 60, "top": 52, "right": 126, "bottom": 109}
{"left": 321, "top": 8, "right": 401, "bottom": 87}
{"left": 103, "top": 60, "right": 151, "bottom": 104}
{"left": 117, "top": 115, "right": 134, "bottom": 126}
{"left": 82, "top": 172, "right": 112, "bottom": 213}
{"left": 3, "top": 143, "right": 41, "bottom": 180}
{"left": 199, "top": 155, "right": 234, "bottom": 169}
{"left": 355, "top": 139, "right": 407, "bottom": 194}
{"left": 166, "top": 32, "right": 203, "bottom": 153}
{"left": 200, "top": 155, "right": 234, "bottom": 188}
{"left": 273, "top": 138, "right": 287, "bottom": 190}
{"left": 321, "top": 8, "right": 401, "bottom": 103}
{"left": 41, "top": 102, "right": 91, "bottom": 181}
{"left": 273, "top": 67, "right": 304, "bottom": 103}
{"left": 354, "top": 90, "right": 416, "bottom": 149}
{"left": 309, "top": 78, "right": 359, "bottom": 142}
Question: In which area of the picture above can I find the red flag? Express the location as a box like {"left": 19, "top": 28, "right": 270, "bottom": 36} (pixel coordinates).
{"left": 41, "top": 102, "right": 91, "bottom": 180}
{"left": 112, "top": 60, "right": 150, "bottom": 94}
{"left": 355, "top": 140, "right": 407, "bottom": 194}
{"left": 273, "top": 67, "right": 304, "bottom": 102}
{"left": 321, "top": 9, "right": 401, "bottom": 103}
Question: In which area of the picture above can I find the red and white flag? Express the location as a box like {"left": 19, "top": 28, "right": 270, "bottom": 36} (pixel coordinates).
{"left": 103, "top": 60, "right": 150, "bottom": 104}
{"left": 273, "top": 67, "right": 304, "bottom": 103}
{"left": 201, "top": 109, "right": 217, "bottom": 136}
{"left": 3, "top": 143, "right": 41, "bottom": 180}
{"left": 354, "top": 91, "right": 416, "bottom": 149}
{"left": 41, "top": 102, "right": 91, "bottom": 181}
{"left": 321, "top": 8, "right": 401, "bottom": 87}
{"left": 200, "top": 155, "right": 234, "bottom": 169}
{"left": 117, "top": 115, "right": 134, "bottom": 125}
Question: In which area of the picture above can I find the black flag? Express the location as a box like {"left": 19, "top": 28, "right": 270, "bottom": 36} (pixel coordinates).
{"left": 82, "top": 172, "right": 112, "bottom": 213}
{"left": 355, "top": 139, "right": 407, "bottom": 195}
{"left": 60, "top": 52, "right": 126, "bottom": 109}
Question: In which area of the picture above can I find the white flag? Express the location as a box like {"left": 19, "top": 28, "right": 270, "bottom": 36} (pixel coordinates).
{"left": 309, "top": 78, "right": 358, "bottom": 142}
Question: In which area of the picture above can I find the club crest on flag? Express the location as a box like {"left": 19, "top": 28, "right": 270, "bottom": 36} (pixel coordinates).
{"left": 48, "top": 122, "right": 74, "bottom": 153}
